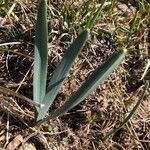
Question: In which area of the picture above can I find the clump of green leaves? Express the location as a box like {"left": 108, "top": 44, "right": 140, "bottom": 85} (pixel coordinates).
{"left": 33, "top": 0, "right": 126, "bottom": 125}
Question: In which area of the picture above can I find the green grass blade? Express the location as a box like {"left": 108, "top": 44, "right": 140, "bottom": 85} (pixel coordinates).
{"left": 125, "top": 11, "right": 139, "bottom": 46}
{"left": 36, "top": 49, "right": 127, "bottom": 126}
{"left": 36, "top": 30, "right": 89, "bottom": 121}
{"left": 86, "top": 0, "right": 106, "bottom": 29}
{"left": 33, "top": 0, "right": 48, "bottom": 106}
{"left": 109, "top": 0, "right": 117, "bottom": 15}
{"left": 103, "top": 81, "right": 149, "bottom": 141}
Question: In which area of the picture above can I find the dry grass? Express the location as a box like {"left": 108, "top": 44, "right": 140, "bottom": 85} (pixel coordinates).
{"left": 0, "top": 0, "right": 150, "bottom": 149}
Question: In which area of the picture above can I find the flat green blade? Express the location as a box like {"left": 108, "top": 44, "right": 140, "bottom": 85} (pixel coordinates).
{"left": 33, "top": 0, "right": 48, "bottom": 107}
{"left": 36, "top": 30, "right": 89, "bottom": 121}
{"left": 86, "top": 0, "right": 106, "bottom": 29}
{"left": 38, "top": 49, "right": 127, "bottom": 124}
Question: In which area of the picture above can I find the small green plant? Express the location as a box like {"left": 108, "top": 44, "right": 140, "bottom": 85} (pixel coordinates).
{"left": 33, "top": 0, "right": 126, "bottom": 125}
{"left": 0, "top": 0, "right": 148, "bottom": 142}
{"left": 103, "top": 81, "right": 149, "bottom": 141}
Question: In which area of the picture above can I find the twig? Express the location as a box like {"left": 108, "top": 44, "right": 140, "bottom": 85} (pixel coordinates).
{"left": 140, "top": 59, "right": 150, "bottom": 80}
{"left": 3, "top": 113, "right": 10, "bottom": 149}
{"left": 0, "top": 42, "right": 21, "bottom": 47}
{"left": 16, "top": 63, "right": 33, "bottom": 92}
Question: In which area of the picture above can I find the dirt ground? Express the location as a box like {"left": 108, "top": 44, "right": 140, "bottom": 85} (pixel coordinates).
{"left": 0, "top": 0, "right": 150, "bottom": 150}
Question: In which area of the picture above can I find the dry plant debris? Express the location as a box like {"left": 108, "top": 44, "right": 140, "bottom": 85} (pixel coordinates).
{"left": 0, "top": 0, "right": 150, "bottom": 149}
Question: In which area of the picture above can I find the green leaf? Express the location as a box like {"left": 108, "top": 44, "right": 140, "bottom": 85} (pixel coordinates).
{"left": 125, "top": 11, "right": 139, "bottom": 46}
{"left": 86, "top": 0, "right": 106, "bottom": 29}
{"left": 33, "top": 0, "right": 48, "bottom": 119}
{"left": 36, "top": 30, "right": 89, "bottom": 121}
{"left": 36, "top": 49, "right": 127, "bottom": 126}
{"left": 33, "top": 0, "right": 48, "bottom": 105}
{"left": 103, "top": 81, "right": 149, "bottom": 141}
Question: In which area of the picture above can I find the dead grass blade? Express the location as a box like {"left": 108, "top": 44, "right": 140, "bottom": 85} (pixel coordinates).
{"left": 0, "top": 86, "right": 40, "bottom": 107}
